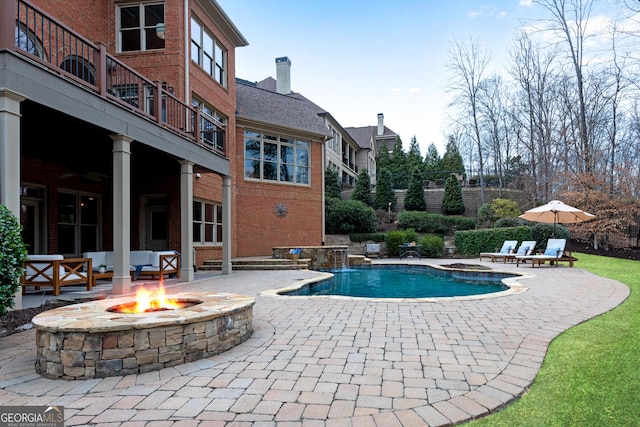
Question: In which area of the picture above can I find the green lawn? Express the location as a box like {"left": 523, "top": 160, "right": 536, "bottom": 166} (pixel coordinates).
{"left": 465, "top": 253, "right": 640, "bottom": 426}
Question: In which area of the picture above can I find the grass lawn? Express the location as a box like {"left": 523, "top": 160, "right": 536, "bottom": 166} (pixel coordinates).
{"left": 464, "top": 253, "right": 640, "bottom": 426}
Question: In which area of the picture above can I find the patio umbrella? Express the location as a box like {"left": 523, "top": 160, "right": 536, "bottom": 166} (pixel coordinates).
{"left": 519, "top": 200, "right": 595, "bottom": 237}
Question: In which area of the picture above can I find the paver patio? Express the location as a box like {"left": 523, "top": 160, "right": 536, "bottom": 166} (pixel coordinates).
{"left": 0, "top": 259, "right": 629, "bottom": 426}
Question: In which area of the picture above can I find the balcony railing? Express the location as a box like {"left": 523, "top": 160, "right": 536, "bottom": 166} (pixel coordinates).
{"left": 1, "top": 0, "right": 225, "bottom": 157}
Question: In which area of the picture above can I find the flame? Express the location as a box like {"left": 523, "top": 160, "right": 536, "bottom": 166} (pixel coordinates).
{"left": 120, "top": 281, "right": 183, "bottom": 314}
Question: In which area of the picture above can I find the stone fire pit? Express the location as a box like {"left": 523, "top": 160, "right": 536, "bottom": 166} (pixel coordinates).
{"left": 32, "top": 292, "right": 255, "bottom": 380}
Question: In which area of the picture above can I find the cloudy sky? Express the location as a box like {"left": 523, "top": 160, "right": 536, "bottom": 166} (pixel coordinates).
{"left": 215, "top": 0, "right": 622, "bottom": 154}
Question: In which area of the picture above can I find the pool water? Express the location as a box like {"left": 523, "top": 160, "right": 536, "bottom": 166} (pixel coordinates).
{"left": 283, "top": 265, "right": 510, "bottom": 298}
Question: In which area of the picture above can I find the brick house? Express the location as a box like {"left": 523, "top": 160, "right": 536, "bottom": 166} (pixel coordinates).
{"left": 1, "top": 0, "right": 249, "bottom": 308}
{"left": 0, "top": 0, "right": 377, "bottom": 309}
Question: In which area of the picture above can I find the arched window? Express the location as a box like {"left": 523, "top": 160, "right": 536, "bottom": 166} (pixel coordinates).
{"left": 15, "top": 23, "right": 45, "bottom": 59}
{"left": 59, "top": 55, "right": 96, "bottom": 85}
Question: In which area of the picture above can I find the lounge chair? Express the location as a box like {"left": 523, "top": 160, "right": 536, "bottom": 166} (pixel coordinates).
{"left": 498, "top": 240, "right": 537, "bottom": 263}
{"left": 515, "top": 238, "right": 573, "bottom": 267}
{"left": 479, "top": 240, "right": 518, "bottom": 262}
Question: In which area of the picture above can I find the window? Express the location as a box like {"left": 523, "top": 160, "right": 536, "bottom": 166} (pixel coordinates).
{"left": 118, "top": 3, "right": 165, "bottom": 52}
{"left": 192, "top": 97, "right": 226, "bottom": 151}
{"left": 15, "top": 23, "right": 45, "bottom": 58}
{"left": 244, "top": 131, "right": 310, "bottom": 185}
{"left": 191, "top": 17, "right": 226, "bottom": 86}
{"left": 193, "top": 200, "right": 222, "bottom": 245}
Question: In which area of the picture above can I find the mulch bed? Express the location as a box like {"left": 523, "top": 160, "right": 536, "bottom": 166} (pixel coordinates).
{"left": 0, "top": 298, "right": 100, "bottom": 338}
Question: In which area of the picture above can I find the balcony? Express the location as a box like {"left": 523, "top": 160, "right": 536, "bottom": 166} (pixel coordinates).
{"left": 1, "top": 0, "right": 225, "bottom": 157}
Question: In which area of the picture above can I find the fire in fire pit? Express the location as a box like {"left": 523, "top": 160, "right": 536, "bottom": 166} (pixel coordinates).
{"left": 107, "top": 285, "right": 200, "bottom": 313}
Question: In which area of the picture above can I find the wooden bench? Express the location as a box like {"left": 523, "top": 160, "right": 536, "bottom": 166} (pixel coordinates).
{"left": 22, "top": 255, "right": 93, "bottom": 296}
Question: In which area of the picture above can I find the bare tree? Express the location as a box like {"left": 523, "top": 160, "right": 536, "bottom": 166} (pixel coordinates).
{"left": 446, "top": 37, "right": 491, "bottom": 204}
{"left": 535, "top": 0, "right": 596, "bottom": 173}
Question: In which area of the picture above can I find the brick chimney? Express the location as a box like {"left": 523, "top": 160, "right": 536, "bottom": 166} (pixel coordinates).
{"left": 276, "top": 57, "right": 291, "bottom": 95}
{"left": 377, "top": 113, "right": 384, "bottom": 136}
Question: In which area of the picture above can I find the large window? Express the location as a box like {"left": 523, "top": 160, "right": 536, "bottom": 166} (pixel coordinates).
{"left": 118, "top": 3, "right": 165, "bottom": 52}
{"left": 190, "top": 18, "right": 226, "bottom": 86}
{"left": 192, "top": 97, "right": 226, "bottom": 151}
{"left": 244, "top": 131, "right": 310, "bottom": 185}
{"left": 193, "top": 200, "right": 222, "bottom": 245}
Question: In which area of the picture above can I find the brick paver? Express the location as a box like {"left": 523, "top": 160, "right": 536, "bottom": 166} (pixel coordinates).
{"left": 0, "top": 259, "right": 629, "bottom": 425}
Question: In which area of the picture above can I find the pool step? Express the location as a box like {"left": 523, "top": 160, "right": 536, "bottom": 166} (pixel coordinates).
{"left": 199, "top": 258, "right": 310, "bottom": 271}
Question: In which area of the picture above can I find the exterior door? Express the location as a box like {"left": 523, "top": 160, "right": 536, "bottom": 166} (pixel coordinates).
{"left": 20, "top": 199, "right": 43, "bottom": 254}
{"left": 144, "top": 205, "right": 168, "bottom": 251}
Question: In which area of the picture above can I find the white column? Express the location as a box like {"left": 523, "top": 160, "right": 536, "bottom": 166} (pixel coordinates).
{"left": 221, "top": 175, "right": 232, "bottom": 275}
{"left": 110, "top": 134, "right": 133, "bottom": 294}
{"left": 179, "top": 160, "right": 194, "bottom": 281}
{"left": 0, "top": 88, "right": 27, "bottom": 310}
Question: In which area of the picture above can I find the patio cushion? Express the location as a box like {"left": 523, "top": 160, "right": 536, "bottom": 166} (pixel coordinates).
{"left": 544, "top": 247, "right": 561, "bottom": 256}
{"left": 499, "top": 245, "right": 512, "bottom": 254}
{"left": 516, "top": 246, "right": 529, "bottom": 255}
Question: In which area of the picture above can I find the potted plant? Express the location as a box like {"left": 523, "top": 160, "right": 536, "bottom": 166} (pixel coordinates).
{"left": 98, "top": 264, "right": 107, "bottom": 273}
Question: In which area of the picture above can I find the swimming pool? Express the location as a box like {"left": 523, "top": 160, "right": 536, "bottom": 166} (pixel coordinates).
{"left": 277, "top": 264, "right": 519, "bottom": 299}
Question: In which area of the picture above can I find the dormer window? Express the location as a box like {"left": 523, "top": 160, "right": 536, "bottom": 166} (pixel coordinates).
{"left": 118, "top": 3, "right": 165, "bottom": 52}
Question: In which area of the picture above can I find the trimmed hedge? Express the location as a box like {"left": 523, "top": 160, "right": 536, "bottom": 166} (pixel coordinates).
{"left": 419, "top": 234, "right": 445, "bottom": 257}
{"left": 454, "top": 226, "right": 533, "bottom": 256}
{"left": 398, "top": 211, "right": 476, "bottom": 234}
{"left": 325, "top": 197, "right": 377, "bottom": 234}
{"left": 349, "top": 233, "right": 386, "bottom": 243}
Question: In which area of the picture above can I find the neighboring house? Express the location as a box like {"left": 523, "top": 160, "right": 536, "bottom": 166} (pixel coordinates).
{"left": 1, "top": 0, "right": 247, "bottom": 306}
{"left": 325, "top": 118, "right": 364, "bottom": 188}
{"left": 235, "top": 57, "right": 331, "bottom": 255}
{"left": 345, "top": 113, "right": 398, "bottom": 186}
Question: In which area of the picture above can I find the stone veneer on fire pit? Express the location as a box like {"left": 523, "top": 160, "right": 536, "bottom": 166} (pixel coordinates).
{"left": 31, "top": 292, "right": 255, "bottom": 380}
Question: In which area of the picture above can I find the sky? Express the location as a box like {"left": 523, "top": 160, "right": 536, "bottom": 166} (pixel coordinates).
{"left": 215, "top": 1, "right": 538, "bottom": 154}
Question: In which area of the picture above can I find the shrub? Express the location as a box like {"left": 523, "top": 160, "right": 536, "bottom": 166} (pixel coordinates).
{"left": 491, "top": 198, "right": 521, "bottom": 218}
{"left": 398, "top": 211, "right": 476, "bottom": 234}
{"left": 351, "top": 168, "right": 372, "bottom": 207}
{"left": 374, "top": 168, "right": 396, "bottom": 210}
{"left": 0, "top": 205, "right": 29, "bottom": 318}
{"left": 349, "top": 233, "right": 386, "bottom": 243}
{"left": 494, "top": 217, "right": 525, "bottom": 228}
{"left": 453, "top": 226, "right": 533, "bottom": 256}
{"left": 325, "top": 197, "right": 377, "bottom": 234}
{"left": 404, "top": 167, "right": 426, "bottom": 211}
{"left": 442, "top": 174, "right": 465, "bottom": 215}
{"left": 531, "top": 223, "right": 570, "bottom": 244}
{"left": 404, "top": 228, "right": 418, "bottom": 243}
{"left": 385, "top": 230, "right": 407, "bottom": 256}
{"left": 324, "top": 168, "right": 342, "bottom": 199}
{"left": 420, "top": 234, "right": 445, "bottom": 257}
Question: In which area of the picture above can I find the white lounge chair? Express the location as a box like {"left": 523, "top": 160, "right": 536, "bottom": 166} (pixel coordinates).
{"left": 497, "top": 240, "right": 537, "bottom": 263}
{"left": 479, "top": 240, "right": 517, "bottom": 262}
{"left": 515, "top": 238, "right": 572, "bottom": 267}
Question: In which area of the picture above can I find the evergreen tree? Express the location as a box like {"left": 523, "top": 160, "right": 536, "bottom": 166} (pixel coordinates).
{"left": 324, "top": 168, "right": 342, "bottom": 199}
{"left": 374, "top": 168, "right": 396, "bottom": 210}
{"left": 351, "top": 168, "right": 372, "bottom": 207}
{"left": 423, "top": 143, "right": 443, "bottom": 182}
{"left": 389, "top": 136, "right": 409, "bottom": 189}
{"left": 407, "top": 135, "right": 423, "bottom": 175}
{"left": 442, "top": 173, "right": 465, "bottom": 215}
{"left": 441, "top": 135, "right": 465, "bottom": 178}
{"left": 404, "top": 167, "right": 426, "bottom": 211}
{"left": 376, "top": 143, "right": 391, "bottom": 173}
